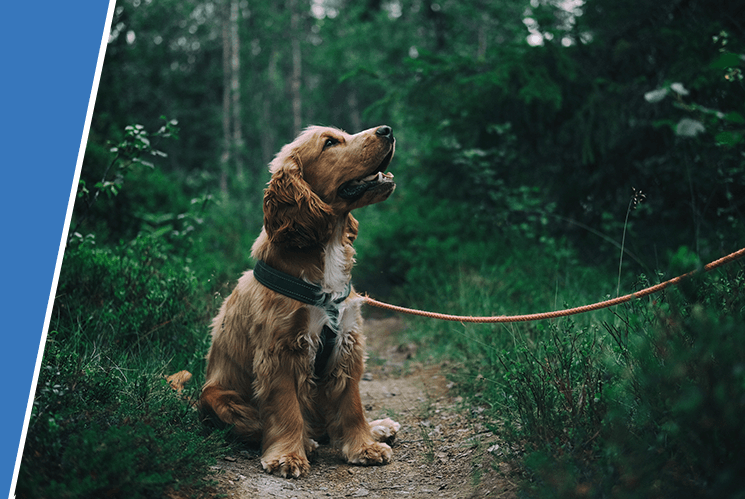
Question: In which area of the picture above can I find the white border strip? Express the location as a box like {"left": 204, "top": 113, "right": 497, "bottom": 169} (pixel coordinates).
{"left": 9, "top": 2, "right": 118, "bottom": 497}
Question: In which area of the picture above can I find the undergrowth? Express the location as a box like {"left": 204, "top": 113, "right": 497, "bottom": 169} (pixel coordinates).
{"left": 397, "top": 236, "right": 745, "bottom": 498}
{"left": 17, "top": 235, "right": 226, "bottom": 499}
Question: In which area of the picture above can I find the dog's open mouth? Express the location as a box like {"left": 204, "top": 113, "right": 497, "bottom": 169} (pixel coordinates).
{"left": 337, "top": 150, "right": 395, "bottom": 200}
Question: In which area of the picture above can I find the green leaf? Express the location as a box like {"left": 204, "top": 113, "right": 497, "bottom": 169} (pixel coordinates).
{"left": 709, "top": 51, "right": 742, "bottom": 69}
{"left": 723, "top": 111, "right": 745, "bottom": 124}
{"left": 714, "top": 130, "right": 743, "bottom": 147}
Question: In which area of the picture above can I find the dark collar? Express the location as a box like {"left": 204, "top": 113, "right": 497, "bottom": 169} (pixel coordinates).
{"left": 253, "top": 260, "right": 351, "bottom": 308}
{"left": 253, "top": 260, "right": 351, "bottom": 377}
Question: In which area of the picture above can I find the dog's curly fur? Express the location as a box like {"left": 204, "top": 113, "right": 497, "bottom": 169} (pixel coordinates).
{"left": 198, "top": 125, "right": 400, "bottom": 478}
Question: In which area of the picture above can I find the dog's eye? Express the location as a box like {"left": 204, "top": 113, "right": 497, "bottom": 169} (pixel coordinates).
{"left": 323, "top": 137, "right": 339, "bottom": 150}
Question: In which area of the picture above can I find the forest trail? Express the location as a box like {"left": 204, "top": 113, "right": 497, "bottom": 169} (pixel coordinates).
{"left": 206, "top": 316, "right": 517, "bottom": 498}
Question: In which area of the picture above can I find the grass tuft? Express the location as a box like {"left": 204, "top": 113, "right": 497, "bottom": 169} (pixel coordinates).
{"left": 17, "top": 234, "right": 226, "bottom": 499}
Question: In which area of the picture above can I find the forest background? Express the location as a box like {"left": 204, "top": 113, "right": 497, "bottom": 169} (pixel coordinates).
{"left": 17, "top": 0, "right": 745, "bottom": 497}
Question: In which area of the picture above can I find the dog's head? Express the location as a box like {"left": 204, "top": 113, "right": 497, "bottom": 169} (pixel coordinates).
{"left": 263, "top": 125, "right": 396, "bottom": 248}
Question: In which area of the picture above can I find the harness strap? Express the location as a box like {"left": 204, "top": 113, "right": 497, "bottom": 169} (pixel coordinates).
{"left": 253, "top": 260, "right": 351, "bottom": 377}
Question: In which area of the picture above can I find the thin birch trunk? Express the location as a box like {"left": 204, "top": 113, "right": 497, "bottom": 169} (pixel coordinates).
{"left": 230, "top": 0, "right": 243, "bottom": 179}
{"left": 289, "top": 0, "right": 302, "bottom": 136}
{"left": 261, "top": 51, "right": 279, "bottom": 167}
{"left": 348, "top": 90, "right": 361, "bottom": 132}
{"left": 220, "top": 0, "right": 231, "bottom": 194}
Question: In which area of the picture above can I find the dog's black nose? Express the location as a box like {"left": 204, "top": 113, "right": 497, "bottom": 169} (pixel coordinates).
{"left": 376, "top": 125, "right": 393, "bottom": 140}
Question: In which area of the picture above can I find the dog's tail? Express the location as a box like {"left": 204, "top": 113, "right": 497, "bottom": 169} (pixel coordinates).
{"left": 165, "top": 370, "right": 199, "bottom": 409}
{"left": 166, "top": 370, "right": 193, "bottom": 392}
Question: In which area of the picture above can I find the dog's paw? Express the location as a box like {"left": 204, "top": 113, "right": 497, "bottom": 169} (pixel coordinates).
{"left": 305, "top": 438, "right": 319, "bottom": 457}
{"left": 369, "top": 418, "right": 400, "bottom": 444}
{"left": 261, "top": 452, "right": 310, "bottom": 478}
{"left": 345, "top": 441, "right": 393, "bottom": 466}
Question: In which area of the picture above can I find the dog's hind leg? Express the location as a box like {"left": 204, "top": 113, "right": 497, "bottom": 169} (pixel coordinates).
{"left": 199, "top": 384, "right": 262, "bottom": 442}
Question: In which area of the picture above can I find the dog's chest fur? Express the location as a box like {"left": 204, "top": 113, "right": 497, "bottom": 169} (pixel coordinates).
{"left": 304, "top": 232, "right": 360, "bottom": 366}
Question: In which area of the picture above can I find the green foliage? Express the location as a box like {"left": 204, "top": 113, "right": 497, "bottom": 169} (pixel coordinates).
{"left": 594, "top": 277, "right": 745, "bottom": 498}
{"left": 85, "top": 0, "right": 745, "bottom": 275}
{"left": 18, "top": 233, "right": 223, "bottom": 498}
{"left": 20, "top": 362, "right": 222, "bottom": 499}
{"left": 364, "top": 0, "right": 744, "bottom": 270}
{"left": 72, "top": 118, "right": 187, "bottom": 245}
{"left": 55, "top": 235, "right": 209, "bottom": 365}
{"left": 182, "top": 181, "right": 266, "bottom": 288}
{"left": 354, "top": 118, "right": 560, "bottom": 293}
{"left": 400, "top": 237, "right": 745, "bottom": 498}
{"left": 37, "top": 0, "right": 745, "bottom": 496}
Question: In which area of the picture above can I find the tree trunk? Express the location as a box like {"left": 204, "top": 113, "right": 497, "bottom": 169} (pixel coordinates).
{"left": 220, "top": 0, "right": 231, "bottom": 194}
{"left": 289, "top": 0, "right": 302, "bottom": 136}
{"left": 261, "top": 50, "right": 280, "bottom": 167}
{"left": 348, "top": 90, "right": 361, "bottom": 132}
{"left": 477, "top": 24, "right": 487, "bottom": 59}
{"left": 230, "top": 0, "right": 243, "bottom": 179}
{"left": 220, "top": 0, "right": 243, "bottom": 192}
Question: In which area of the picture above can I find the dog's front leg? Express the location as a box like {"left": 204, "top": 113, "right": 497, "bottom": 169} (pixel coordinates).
{"left": 325, "top": 375, "right": 393, "bottom": 466}
{"left": 257, "top": 360, "right": 312, "bottom": 478}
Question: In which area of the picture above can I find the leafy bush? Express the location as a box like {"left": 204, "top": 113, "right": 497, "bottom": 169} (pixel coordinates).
{"left": 54, "top": 235, "right": 210, "bottom": 366}
{"left": 17, "top": 235, "right": 224, "bottom": 499}
{"left": 73, "top": 119, "right": 187, "bottom": 245}
{"left": 20, "top": 365, "right": 222, "bottom": 499}
{"left": 587, "top": 268, "right": 745, "bottom": 498}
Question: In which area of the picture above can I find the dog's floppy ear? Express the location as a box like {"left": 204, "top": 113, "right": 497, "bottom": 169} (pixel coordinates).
{"left": 345, "top": 213, "right": 359, "bottom": 244}
{"left": 263, "top": 156, "right": 334, "bottom": 248}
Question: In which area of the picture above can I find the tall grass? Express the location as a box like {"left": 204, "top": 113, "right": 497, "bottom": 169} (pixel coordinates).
{"left": 17, "top": 235, "right": 227, "bottom": 499}
{"left": 392, "top": 233, "right": 745, "bottom": 498}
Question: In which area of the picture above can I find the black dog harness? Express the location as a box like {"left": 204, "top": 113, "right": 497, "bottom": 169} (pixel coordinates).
{"left": 253, "top": 260, "right": 351, "bottom": 377}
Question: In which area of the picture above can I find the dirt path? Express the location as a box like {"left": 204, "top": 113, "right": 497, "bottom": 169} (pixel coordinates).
{"left": 208, "top": 316, "right": 517, "bottom": 498}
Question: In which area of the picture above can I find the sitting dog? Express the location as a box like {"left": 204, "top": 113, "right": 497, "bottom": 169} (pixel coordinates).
{"left": 198, "top": 125, "right": 400, "bottom": 478}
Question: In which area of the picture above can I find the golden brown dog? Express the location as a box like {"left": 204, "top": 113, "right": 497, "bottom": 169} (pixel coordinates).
{"left": 199, "top": 125, "right": 400, "bottom": 478}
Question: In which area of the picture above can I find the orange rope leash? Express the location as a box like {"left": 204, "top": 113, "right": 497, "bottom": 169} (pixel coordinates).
{"left": 362, "top": 247, "right": 745, "bottom": 323}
